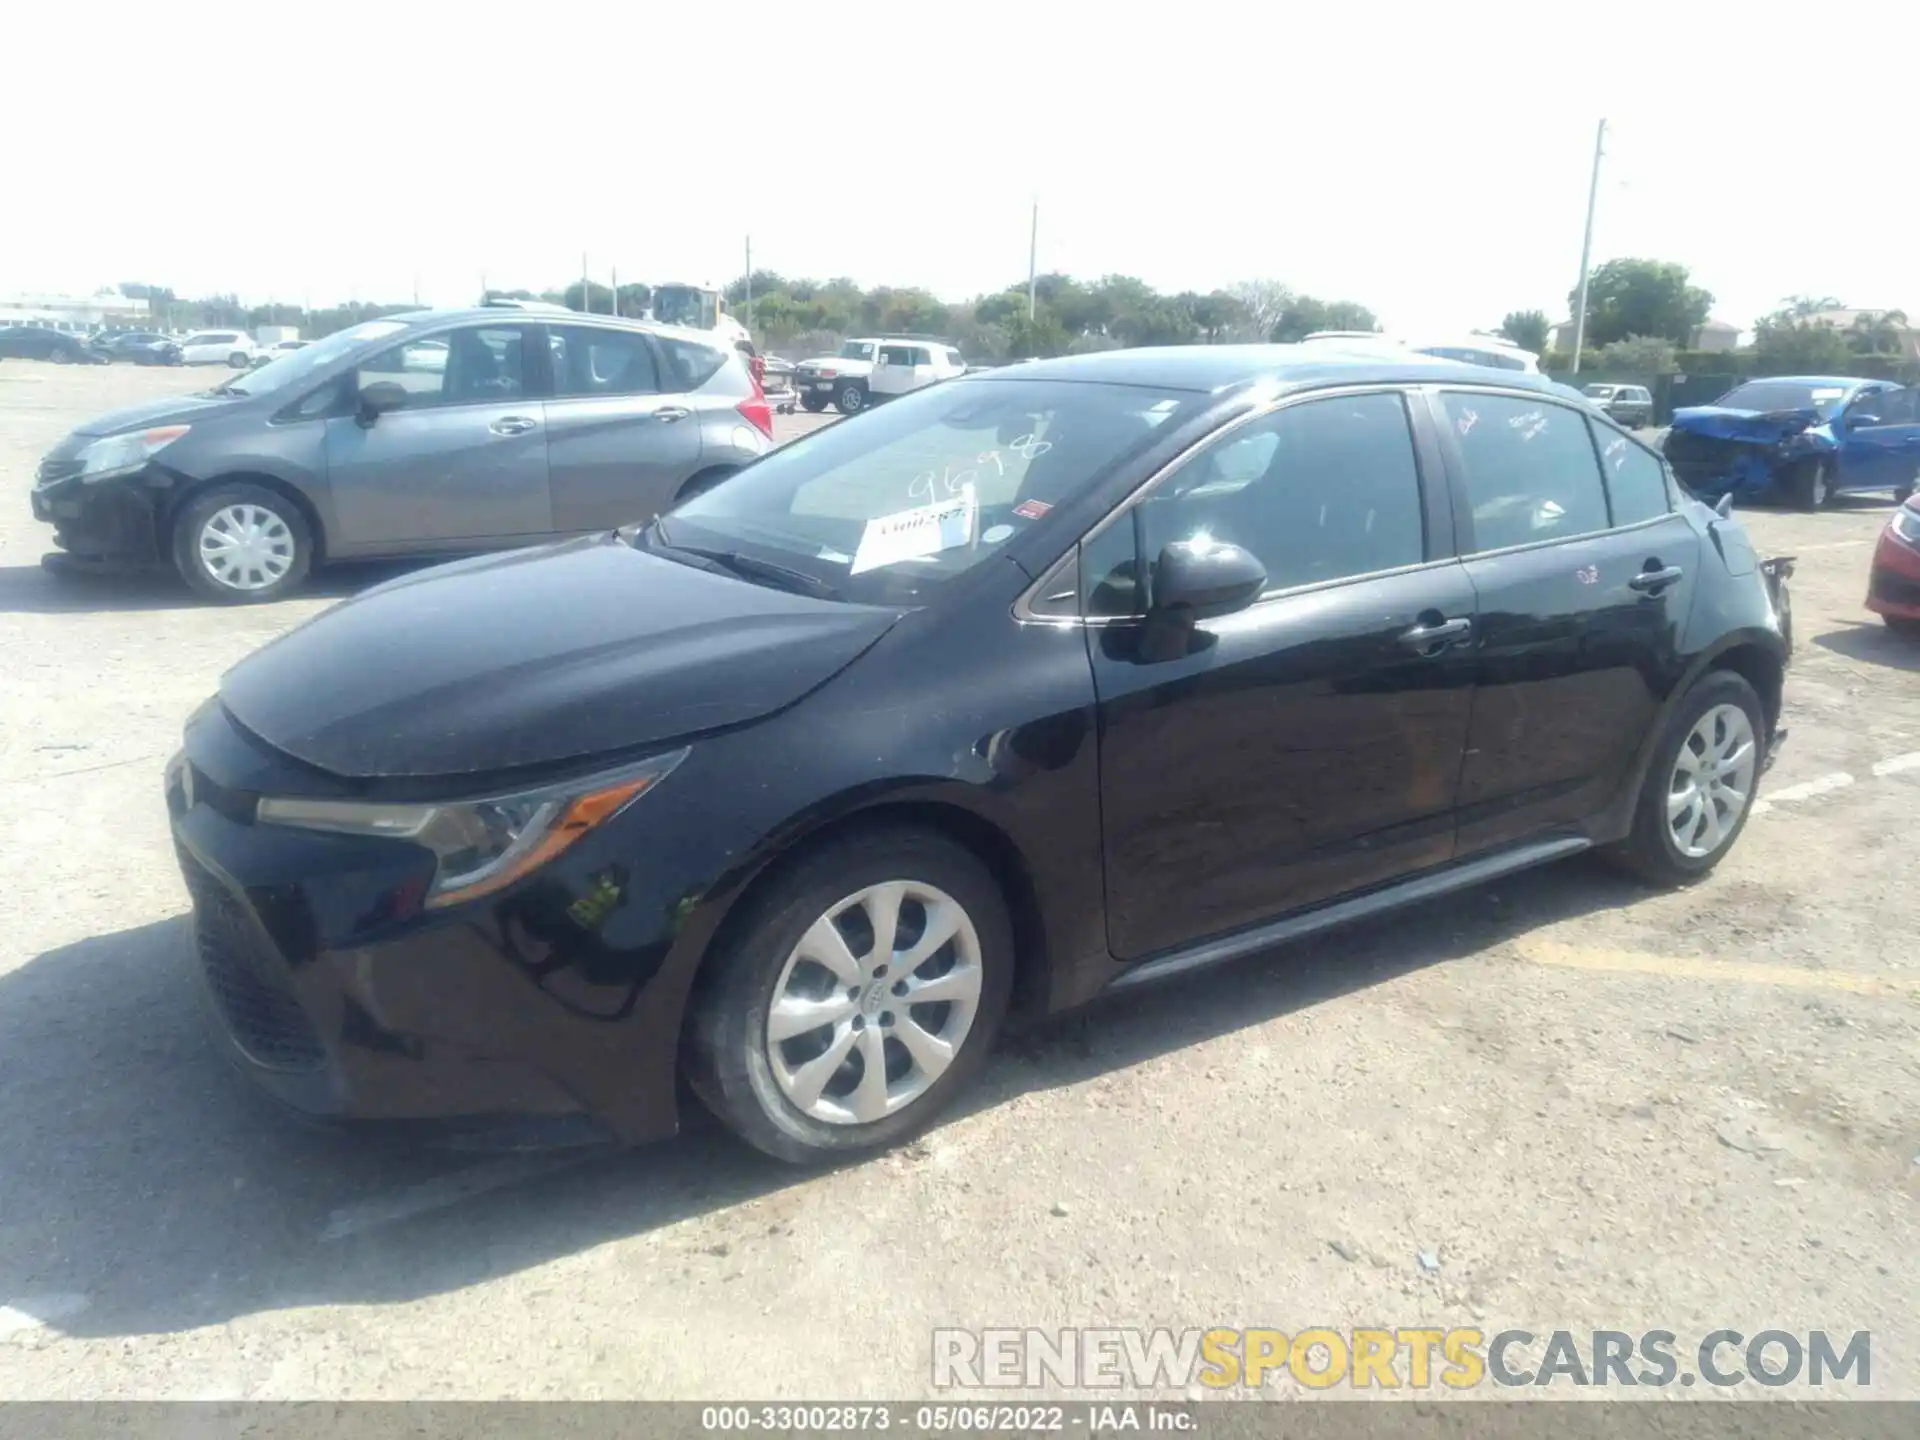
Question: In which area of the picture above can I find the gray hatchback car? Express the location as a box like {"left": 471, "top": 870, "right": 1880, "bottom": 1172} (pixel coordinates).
{"left": 30, "top": 304, "right": 774, "bottom": 602}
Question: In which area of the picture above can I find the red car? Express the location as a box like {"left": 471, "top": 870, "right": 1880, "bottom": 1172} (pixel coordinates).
{"left": 1866, "top": 495, "right": 1920, "bottom": 636}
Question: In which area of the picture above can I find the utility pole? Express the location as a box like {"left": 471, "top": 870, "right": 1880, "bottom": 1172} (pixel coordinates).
{"left": 1027, "top": 197, "right": 1038, "bottom": 322}
{"left": 744, "top": 235, "right": 753, "bottom": 335}
{"left": 612, "top": 265, "right": 619, "bottom": 316}
{"left": 480, "top": 271, "right": 489, "bottom": 303}
{"left": 581, "top": 251, "right": 590, "bottom": 313}
{"left": 1569, "top": 118, "right": 1606, "bottom": 375}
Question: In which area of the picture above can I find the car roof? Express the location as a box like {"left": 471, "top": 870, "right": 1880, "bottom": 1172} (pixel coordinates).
{"left": 1732, "top": 374, "right": 1874, "bottom": 387}
{"left": 972, "top": 343, "right": 1577, "bottom": 396}
{"left": 401, "top": 307, "right": 726, "bottom": 349}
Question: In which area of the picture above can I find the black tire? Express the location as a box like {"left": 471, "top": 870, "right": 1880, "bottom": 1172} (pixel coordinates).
{"left": 834, "top": 381, "right": 866, "bottom": 415}
{"left": 685, "top": 825, "right": 1015, "bottom": 1165}
{"left": 170, "top": 482, "right": 314, "bottom": 604}
{"left": 1894, "top": 480, "right": 1914, "bottom": 504}
{"left": 801, "top": 394, "right": 828, "bottom": 413}
{"left": 228, "top": 351, "right": 250, "bottom": 369}
{"left": 49, "top": 349, "right": 70, "bottom": 365}
{"left": 1885, "top": 614, "right": 1920, "bottom": 639}
{"left": 1788, "top": 457, "right": 1831, "bottom": 510}
{"left": 1602, "top": 670, "right": 1767, "bottom": 888}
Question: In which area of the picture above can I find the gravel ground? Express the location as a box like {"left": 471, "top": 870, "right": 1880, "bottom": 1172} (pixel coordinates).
{"left": 1, "top": 361, "right": 1915, "bottom": 1401}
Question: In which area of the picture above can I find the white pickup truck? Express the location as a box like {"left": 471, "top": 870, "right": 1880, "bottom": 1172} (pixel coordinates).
{"left": 793, "top": 337, "right": 966, "bottom": 414}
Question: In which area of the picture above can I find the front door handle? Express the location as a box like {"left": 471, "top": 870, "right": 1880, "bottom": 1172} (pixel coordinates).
{"left": 1629, "top": 565, "right": 1684, "bottom": 594}
{"left": 654, "top": 406, "right": 692, "bottom": 423}
{"left": 489, "top": 415, "right": 538, "bottom": 437}
{"left": 1397, "top": 616, "right": 1472, "bottom": 654}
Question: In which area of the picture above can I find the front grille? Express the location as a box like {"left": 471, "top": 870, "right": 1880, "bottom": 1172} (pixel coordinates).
{"left": 182, "top": 855, "right": 325, "bottom": 1072}
{"left": 1661, "top": 429, "right": 1738, "bottom": 466}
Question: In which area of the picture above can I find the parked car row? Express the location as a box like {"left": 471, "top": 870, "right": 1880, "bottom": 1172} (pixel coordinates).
{"left": 32, "top": 305, "right": 774, "bottom": 602}
{"left": 151, "top": 346, "right": 1796, "bottom": 1164}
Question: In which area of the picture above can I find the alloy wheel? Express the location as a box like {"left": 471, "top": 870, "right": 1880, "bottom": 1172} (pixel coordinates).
{"left": 198, "top": 503, "right": 295, "bottom": 592}
{"left": 1667, "top": 702, "right": 1757, "bottom": 859}
{"left": 765, "top": 880, "right": 984, "bottom": 1125}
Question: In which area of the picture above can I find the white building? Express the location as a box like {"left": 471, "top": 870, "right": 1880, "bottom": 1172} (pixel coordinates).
{"left": 0, "top": 292, "right": 152, "bottom": 331}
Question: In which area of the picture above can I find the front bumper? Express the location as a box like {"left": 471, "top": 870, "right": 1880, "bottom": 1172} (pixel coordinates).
{"left": 1865, "top": 528, "right": 1920, "bottom": 621}
{"left": 29, "top": 465, "right": 166, "bottom": 567}
{"left": 163, "top": 704, "right": 732, "bottom": 1147}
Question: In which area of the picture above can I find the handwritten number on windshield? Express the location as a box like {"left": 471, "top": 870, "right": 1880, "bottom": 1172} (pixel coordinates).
{"left": 907, "top": 435, "right": 1052, "bottom": 504}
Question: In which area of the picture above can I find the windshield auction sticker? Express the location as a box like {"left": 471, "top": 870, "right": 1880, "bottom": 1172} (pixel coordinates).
{"left": 850, "top": 485, "right": 977, "bottom": 575}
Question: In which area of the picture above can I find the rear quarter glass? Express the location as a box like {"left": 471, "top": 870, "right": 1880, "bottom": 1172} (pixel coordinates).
{"left": 658, "top": 336, "right": 727, "bottom": 391}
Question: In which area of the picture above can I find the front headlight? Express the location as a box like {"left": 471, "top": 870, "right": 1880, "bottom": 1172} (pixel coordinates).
{"left": 256, "top": 749, "right": 687, "bottom": 909}
{"left": 1892, "top": 507, "right": 1920, "bottom": 547}
{"left": 79, "top": 424, "right": 190, "bottom": 482}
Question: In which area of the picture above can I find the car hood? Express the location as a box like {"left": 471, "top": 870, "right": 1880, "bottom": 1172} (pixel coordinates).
{"left": 217, "top": 534, "right": 903, "bottom": 780}
{"left": 71, "top": 391, "right": 246, "bottom": 438}
{"left": 1669, "top": 404, "right": 1825, "bottom": 445}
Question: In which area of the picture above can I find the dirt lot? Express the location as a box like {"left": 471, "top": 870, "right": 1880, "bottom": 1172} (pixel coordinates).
{"left": 1, "top": 360, "right": 1916, "bottom": 1401}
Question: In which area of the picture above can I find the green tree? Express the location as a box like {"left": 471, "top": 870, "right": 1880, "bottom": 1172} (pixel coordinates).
{"left": 614, "top": 282, "right": 652, "bottom": 318}
{"left": 562, "top": 280, "right": 616, "bottom": 313}
{"left": 1848, "top": 309, "right": 1908, "bottom": 356}
{"left": 1271, "top": 295, "right": 1378, "bottom": 342}
{"left": 1752, "top": 301, "right": 1852, "bottom": 369}
{"left": 1594, "top": 335, "right": 1678, "bottom": 375}
{"left": 1498, "top": 309, "right": 1551, "bottom": 355}
{"left": 1571, "top": 259, "right": 1712, "bottom": 347}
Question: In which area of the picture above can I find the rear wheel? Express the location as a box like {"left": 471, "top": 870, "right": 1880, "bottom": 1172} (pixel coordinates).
{"left": 1885, "top": 614, "right": 1920, "bottom": 639}
{"left": 1603, "top": 670, "right": 1766, "bottom": 887}
{"left": 674, "top": 466, "right": 737, "bottom": 506}
{"left": 1894, "top": 477, "right": 1915, "bottom": 504}
{"left": 1788, "top": 457, "right": 1831, "bottom": 510}
{"left": 171, "top": 483, "right": 313, "bottom": 604}
{"left": 227, "top": 351, "right": 250, "bottom": 369}
{"left": 49, "top": 349, "right": 70, "bottom": 365}
{"left": 685, "top": 826, "right": 1014, "bottom": 1164}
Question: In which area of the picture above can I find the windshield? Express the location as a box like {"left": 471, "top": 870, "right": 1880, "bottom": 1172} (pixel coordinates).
{"left": 653, "top": 288, "right": 714, "bottom": 328}
{"left": 839, "top": 341, "right": 874, "bottom": 359}
{"left": 1583, "top": 384, "right": 1617, "bottom": 398}
{"left": 1716, "top": 380, "right": 1854, "bottom": 419}
{"left": 219, "top": 320, "right": 410, "bottom": 397}
{"left": 654, "top": 379, "right": 1199, "bottom": 605}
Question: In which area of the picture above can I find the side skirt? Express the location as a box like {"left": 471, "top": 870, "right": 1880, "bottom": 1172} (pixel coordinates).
{"left": 1107, "top": 835, "right": 1592, "bottom": 992}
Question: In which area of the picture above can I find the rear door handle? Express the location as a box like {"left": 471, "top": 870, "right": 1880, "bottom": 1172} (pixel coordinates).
{"left": 654, "top": 406, "right": 692, "bottom": 423}
{"left": 1397, "top": 617, "right": 1472, "bottom": 654}
{"left": 1629, "top": 565, "right": 1684, "bottom": 594}
{"left": 489, "top": 415, "right": 538, "bottom": 437}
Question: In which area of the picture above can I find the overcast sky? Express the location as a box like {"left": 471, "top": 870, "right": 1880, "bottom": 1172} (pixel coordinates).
{"left": 5, "top": 2, "right": 1914, "bottom": 336}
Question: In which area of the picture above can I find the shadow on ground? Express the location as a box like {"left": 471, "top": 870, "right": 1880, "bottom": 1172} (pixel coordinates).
{"left": 0, "top": 856, "right": 1649, "bottom": 1340}
{"left": 0, "top": 561, "right": 427, "bottom": 615}
{"left": 1812, "top": 621, "right": 1920, "bottom": 673}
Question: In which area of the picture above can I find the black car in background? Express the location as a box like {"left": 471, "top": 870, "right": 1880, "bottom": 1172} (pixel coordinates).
{"left": 91, "top": 330, "right": 184, "bottom": 365}
{"left": 0, "top": 326, "right": 107, "bottom": 364}
{"left": 167, "top": 348, "right": 1793, "bottom": 1165}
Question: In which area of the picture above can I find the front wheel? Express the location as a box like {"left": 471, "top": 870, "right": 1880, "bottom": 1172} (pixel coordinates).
{"left": 1894, "top": 477, "right": 1915, "bottom": 504}
{"left": 1789, "top": 457, "right": 1831, "bottom": 510}
{"left": 834, "top": 382, "right": 866, "bottom": 415}
{"left": 685, "top": 826, "right": 1014, "bottom": 1164}
{"left": 800, "top": 394, "right": 827, "bottom": 413}
{"left": 1602, "top": 670, "right": 1766, "bottom": 887}
{"left": 228, "top": 351, "right": 250, "bottom": 369}
{"left": 171, "top": 483, "right": 313, "bottom": 604}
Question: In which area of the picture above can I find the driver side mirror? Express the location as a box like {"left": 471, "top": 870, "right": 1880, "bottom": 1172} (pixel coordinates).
{"left": 1149, "top": 538, "right": 1268, "bottom": 621}
{"left": 356, "top": 380, "right": 408, "bottom": 427}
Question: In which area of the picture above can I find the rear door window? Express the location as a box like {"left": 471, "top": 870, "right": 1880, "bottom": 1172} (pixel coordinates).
{"left": 656, "top": 335, "right": 725, "bottom": 391}
{"left": 1439, "top": 391, "right": 1610, "bottom": 551}
{"left": 1591, "top": 425, "right": 1671, "bottom": 526}
{"left": 548, "top": 324, "right": 660, "bottom": 398}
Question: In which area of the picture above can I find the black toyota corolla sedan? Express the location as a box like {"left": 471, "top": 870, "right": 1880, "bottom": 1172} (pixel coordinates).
{"left": 168, "top": 346, "right": 1793, "bottom": 1163}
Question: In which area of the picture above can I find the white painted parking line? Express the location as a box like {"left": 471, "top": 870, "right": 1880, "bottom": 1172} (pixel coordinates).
{"left": 318, "top": 1151, "right": 600, "bottom": 1243}
{"left": 1870, "top": 752, "right": 1920, "bottom": 778}
{"left": 1753, "top": 771, "right": 1854, "bottom": 815}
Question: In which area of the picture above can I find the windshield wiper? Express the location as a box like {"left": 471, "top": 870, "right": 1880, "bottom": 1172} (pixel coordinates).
{"left": 684, "top": 546, "right": 842, "bottom": 601}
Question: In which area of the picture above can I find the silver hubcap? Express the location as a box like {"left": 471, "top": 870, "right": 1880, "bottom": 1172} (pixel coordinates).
{"left": 1668, "top": 703, "right": 1757, "bottom": 859}
{"left": 199, "top": 503, "right": 295, "bottom": 591}
{"left": 766, "top": 880, "right": 983, "bottom": 1126}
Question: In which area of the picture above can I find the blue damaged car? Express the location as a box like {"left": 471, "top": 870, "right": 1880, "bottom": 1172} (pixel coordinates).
{"left": 1662, "top": 376, "right": 1920, "bottom": 510}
